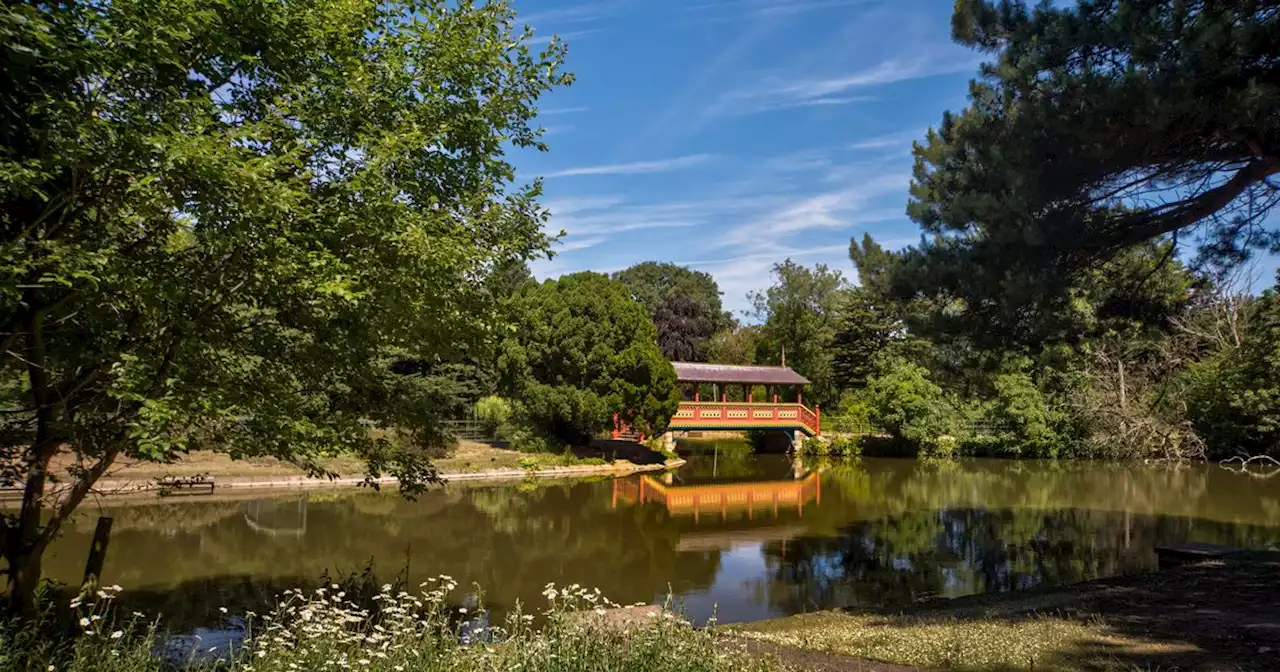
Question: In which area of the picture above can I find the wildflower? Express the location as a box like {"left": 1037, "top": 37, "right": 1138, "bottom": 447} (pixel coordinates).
{"left": 358, "top": 659, "right": 370, "bottom": 666}
{"left": 79, "top": 617, "right": 90, "bottom": 627}
{"left": 219, "top": 607, "right": 228, "bottom": 614}
{"left": 111, "top": 631, "right": 123, "bottom": 640}
{"left": 458, "top": 607, "right": 468, "bottom": 614}
{"left": 107, "top": 584, "right": 123, "bottom": 592}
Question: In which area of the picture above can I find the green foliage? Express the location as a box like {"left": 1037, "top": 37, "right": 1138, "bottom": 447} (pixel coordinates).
{"left": 614, "top": 262, "right": 730, "bottom": 362}
{"left": 704, "top": 326, "right": 760, "bottom": 365}
{"left": 1, "top": 0, "right": 567, "bottom": 613}
{"left": 500, "top": 273, "right": 680, "bottom": 445}
{"left": 1183, "top": 287, "right": 1280, "bottom": 458}
{"left": 474, "top": 396, "right": 513, "bottom": 437}
{"left": 902, "top": 0, "right": 1279, "bottom": 323}
{"left": 797, "top": 435, "right": 861, "bottom": 457}
{"left": 831, "top": 286, "right": 903, "bottom": 390}
{"left": 515, "top": 383, "right": 608, "bottom": 448}
{"left": 987, "top": 370, "right": 1070, "bottom": 458}
{"left": 863, "top": 357, "right": 963, "bottom": 456}
{"left": 751, "top": 260, "right": 848, "bottom": 406}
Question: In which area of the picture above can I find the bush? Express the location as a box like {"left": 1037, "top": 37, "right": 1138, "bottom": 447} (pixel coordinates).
{"left": 474, "top": 395, "right": 513, "bottom": 437}
{"left": 513, "top": 384, "right": 607, "bottom": 448}
{"left": 797, "top": 435, "right": 861, "bottom": 457}
{"left": 863, "top": 357, "right": 965, "bottom": 455}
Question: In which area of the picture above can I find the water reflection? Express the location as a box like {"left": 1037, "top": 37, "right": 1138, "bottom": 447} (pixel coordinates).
{"left": 36, "top": 451, "right": 1280, "bottom": 629}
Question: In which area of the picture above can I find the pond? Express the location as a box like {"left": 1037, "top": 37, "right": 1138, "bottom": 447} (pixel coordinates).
{"left": 40, "top": 441, "right": 1280, "bottom": 632}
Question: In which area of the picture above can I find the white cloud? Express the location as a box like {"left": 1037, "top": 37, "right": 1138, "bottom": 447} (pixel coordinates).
{"left": 714, "top": 171, "right": 911, "bottom": 249}
{"left": 539, "top": 106, "right": 590, "bottom": 115}
{"left": 716, "top": 57, "right": 977, "bottom": 116}
{"left": 519, "top": 2, "right": 626, "bottom": 26}
{"left": 540, "top": 154, "right": 713, "bottom": 179}
{"left": 681, "top": 0, "right": 872, "bottom": 25}
{"left": 554, "top": 235, "right": 608, "bottom": 253}
{"left": 527, "top": 29, "right": 601, "bottom": 45}
{"left": 680, "top": 244, "right": 853, "bottom": 316}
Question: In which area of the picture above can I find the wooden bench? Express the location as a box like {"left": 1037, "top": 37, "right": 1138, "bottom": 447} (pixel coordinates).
{"left": 157, "top": 475, "right": 215, "bottom": 496}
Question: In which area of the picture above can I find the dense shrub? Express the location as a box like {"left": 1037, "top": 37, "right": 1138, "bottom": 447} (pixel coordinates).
{"left": 863, "top": 357, "right": 965, "bottom": 456}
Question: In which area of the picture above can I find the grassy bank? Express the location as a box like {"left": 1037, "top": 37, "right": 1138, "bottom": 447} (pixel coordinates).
{"left": 731, "top": 554, "right": 1280, "bottom": 671}
{"left": 2, "top": 583, "right": 781, "bottom": 672}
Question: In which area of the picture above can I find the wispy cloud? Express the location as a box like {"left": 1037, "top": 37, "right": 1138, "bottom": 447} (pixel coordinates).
{"left": 519, "top": 1, "right": 626, "bottom": 26}
{"left": 715, "top": 57, "right": 977, "bottom": 116}
{"left": 715, "top": 171, "right": 911, "bottom": 249}
{"left": 554, "top": 235, "right": 609, "bottom": 253}
{"left": 539, "top": 106, "right": 590, "bottom": 116}
{"left": 527, "top": 29, "right": 601, "bottom": 45}
{"left": 540, "top": 154, "right": 713, "bottom": 179}
{"left": 681, "top": 0, "right": 872, "bottom": 25}
{"left": 679, "top": 244, "right": 853, "bottom": 316}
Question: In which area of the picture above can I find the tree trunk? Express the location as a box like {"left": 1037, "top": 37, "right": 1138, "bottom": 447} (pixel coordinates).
{"left": 6, "top": 548, "right": 44, "bottom": 617}
{"left": 6, "top": 445, "right": 54, "bottom": 618}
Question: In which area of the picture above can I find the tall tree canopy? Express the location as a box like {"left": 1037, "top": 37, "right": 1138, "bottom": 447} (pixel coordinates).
{"left": 613, "top": 261, "right": 730, "bottom": 361}
{"left": 1, "top": 0, "right": 567, "bottom": 613}
{"left": 901, "top": 0, "right": 1279, "bottom": 321}
{"left": 751, "top": 260, "right": 847, "bottom": 406}
{"left": 498, "top": 272, "right": 679, "bottom": 445}
{"left": 705, "top": 326, "right": 761, "bottom": 366}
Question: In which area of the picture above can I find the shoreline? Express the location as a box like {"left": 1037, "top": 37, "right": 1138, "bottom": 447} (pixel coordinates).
{"left": 2, "top": 458, "right": 687, "bottom": 504}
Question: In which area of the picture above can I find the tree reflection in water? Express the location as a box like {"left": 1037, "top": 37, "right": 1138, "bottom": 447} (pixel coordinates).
{"left": 35, "top": 456, "right": 1280, "bottom": 631}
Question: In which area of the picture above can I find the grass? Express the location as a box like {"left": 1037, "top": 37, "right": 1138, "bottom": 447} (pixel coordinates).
{"left": 730, "top": 611, "right": 1193, "bottom": 671}
{"left": 3, "top": 583, "right": 783, "bottom": 672}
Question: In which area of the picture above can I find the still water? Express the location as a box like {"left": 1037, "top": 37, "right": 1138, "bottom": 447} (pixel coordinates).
{"left": 42, "top": 443, "right": 1280, "bottom": 630}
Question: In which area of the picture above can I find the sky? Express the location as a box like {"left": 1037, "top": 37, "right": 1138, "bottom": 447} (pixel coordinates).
{"left": 507, "top": 0, "right": 981, "bottom": 318}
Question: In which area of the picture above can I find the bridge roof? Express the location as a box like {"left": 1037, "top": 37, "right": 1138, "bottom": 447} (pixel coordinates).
{"left": 671, "top": 362, "right": 810, "bottom": 385}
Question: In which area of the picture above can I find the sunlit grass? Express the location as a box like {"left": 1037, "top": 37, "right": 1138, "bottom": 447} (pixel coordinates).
{"left": 2, "top": 582, "right": 783, "bottom": 672}
{"left": 731, "top": 610, "right": 1195, "bottom": 671}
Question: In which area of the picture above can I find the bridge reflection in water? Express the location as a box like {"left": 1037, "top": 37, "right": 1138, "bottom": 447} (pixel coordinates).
{"left": 612, "top": 472, "right": 820, "bottom": 520}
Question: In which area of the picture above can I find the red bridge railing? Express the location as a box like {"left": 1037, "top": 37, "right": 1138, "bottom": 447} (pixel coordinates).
{"left": 668, "top": 401, "right": 820, "bottom": 436}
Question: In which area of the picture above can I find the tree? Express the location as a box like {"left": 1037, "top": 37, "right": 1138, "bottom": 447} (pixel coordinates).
{"left": 499, "top": 273, "right": 679, "bottom": 445}
{"left": 903, "top": 0, "right": 1279, "bottom": 319}
{"left": 831, "top": 289, "right": 903, "bottom": 391}
{"left": 751, "top": 260, "right": 847, "bottom": 406}
{"left": 705, "top": 326, "right": 760, "bottom": 366}
{"left": 1, "top": 0, "right": 567, "bottom": 614}
{"left": 653, "top": 291, "right": 716, "bottom": 362}
{"left": 1183, "top": 280, "right": 1280, "bottom": 458}
{"left": 613, "top": 262, "right": 731, "bottom": 360}
{"left": 863, "top": 357, "right": 962, "bottom": 455}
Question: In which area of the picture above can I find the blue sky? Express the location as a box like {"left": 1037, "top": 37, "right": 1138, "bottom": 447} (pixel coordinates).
{"left": 508, "top": 0, "right": 980, "bottom": 317}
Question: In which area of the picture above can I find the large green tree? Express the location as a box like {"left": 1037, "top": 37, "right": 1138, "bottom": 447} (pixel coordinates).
{"left": 751, "top": 260, "right": 847, "bottom": 406}
{"left": 1, "top": 0, "right": 567, "bottom": 614}
{"left": 705, "top": 326, "right": 761, "bottom": 366}
{"left": 613, "top": 262, "right": 730, "bottom": 361}
{"left": 902, "top": 0, "right": 1279, "bottom": 320}
{"left": 498, "top": 272, "right": 679, "bottom": 445}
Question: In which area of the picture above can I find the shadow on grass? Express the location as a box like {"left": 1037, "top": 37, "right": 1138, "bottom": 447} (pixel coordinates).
{"left": 741, "top": 554, "right": 1280, "bottom": 670}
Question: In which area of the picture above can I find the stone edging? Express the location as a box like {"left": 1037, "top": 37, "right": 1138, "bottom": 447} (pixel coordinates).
{"left": 71, "top": 458, "right": 687, "bottom": 498}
